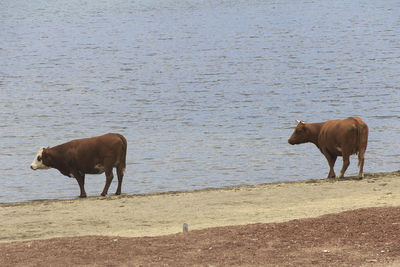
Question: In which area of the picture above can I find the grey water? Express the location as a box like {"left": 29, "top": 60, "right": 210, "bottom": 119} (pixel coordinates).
{"left": 1, "top": 0, "right": 400, "bottom": 203}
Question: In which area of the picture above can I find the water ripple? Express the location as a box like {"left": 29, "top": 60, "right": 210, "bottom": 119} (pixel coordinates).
{"left": 1, "top": 0, "right": 400, "bottom": 202}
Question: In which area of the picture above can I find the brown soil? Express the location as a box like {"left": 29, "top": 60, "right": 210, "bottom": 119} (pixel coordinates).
{"left": 1, "top": 206, "right": 400, "bottom": 266}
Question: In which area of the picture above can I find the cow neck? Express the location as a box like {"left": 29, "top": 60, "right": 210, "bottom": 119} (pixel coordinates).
{"left": 307, "top": 122, "right": 324, "bottom": 148}
{"left": 47, "top": 145, "right": 69, "bottom": 171}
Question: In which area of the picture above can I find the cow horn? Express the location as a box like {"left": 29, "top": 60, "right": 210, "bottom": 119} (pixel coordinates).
{"left": 296, "top": 120, "right": 305, "bottom": 124}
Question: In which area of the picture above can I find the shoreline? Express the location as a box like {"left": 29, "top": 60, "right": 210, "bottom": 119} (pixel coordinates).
{"left": 2, "top": 170, "right": 397, "bottom": 207}
{"left": 1, "top": 170, "right": 399, "bottom": 243}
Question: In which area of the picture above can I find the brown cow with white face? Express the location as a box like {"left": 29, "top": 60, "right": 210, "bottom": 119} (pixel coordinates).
{"left": 31, "top": 133, "right": 127, "bottom": 198}
{"left": 288, "top": 117, "right": 368, "bottom": 179}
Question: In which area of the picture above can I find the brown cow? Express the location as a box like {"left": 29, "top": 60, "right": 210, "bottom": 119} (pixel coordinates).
{"left": 31, "top": 133, "right": 127, "bottom": 198}
{"left": 288, "top": 117, "right": 368, "bottom": 179}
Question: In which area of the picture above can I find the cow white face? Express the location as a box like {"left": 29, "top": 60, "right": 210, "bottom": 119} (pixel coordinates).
{"left": 30, "top": 147, "right": 51, "bottom": 170}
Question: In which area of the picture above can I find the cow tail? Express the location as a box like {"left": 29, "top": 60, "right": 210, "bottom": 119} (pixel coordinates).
{"left": 357, "top": 121, "right": 369, "bottom": 167}
{"left": 118, "top": 134, "right": 127, "bottom": 169}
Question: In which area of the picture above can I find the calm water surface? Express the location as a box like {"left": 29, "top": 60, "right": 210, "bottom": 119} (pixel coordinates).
{"left": 1, "top": 0, "right": 400, "bottom": 202}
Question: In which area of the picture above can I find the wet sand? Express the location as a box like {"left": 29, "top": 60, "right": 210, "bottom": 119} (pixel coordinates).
{"left": 1, "top": 171, "right": 399, "bottom": 243}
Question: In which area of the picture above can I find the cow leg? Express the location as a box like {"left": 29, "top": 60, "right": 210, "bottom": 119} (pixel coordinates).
{"left": 115, "top": 166, "right": 124, "bottom": 195}
{"left": 323, "top": 151, "right": 337, "bottom": 178}
{"left": 358, "top": 149, "right": 365, "bottom": 179}
{"left": 358, "top": 152, "right": 365, "bottom": 179}
{"left": 338, "top": 154, "right": 350, "bottom": 179}
{"left": 75, "top": 173, "right": 87, "bottom": 198}
{"left": 101, "top": 166, "right": 114, "bottom": 196}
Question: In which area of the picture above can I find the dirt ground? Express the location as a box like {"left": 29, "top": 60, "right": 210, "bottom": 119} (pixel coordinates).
{"left": 1, "top": 171, "right": 400, "bottom": 266}
{"left": 1, "top": 206, "right": 399, "bottom": 266}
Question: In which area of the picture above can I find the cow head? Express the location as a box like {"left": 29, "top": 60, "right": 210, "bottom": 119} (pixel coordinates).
{"left": 30, "top": 147, "right": 52, "bottom": 170}
{"left": 288, "top": 120, "right": 310, "bottom": 145}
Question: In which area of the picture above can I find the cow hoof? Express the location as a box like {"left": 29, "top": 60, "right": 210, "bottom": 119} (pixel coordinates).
{"left": 101, "top": 193, "right": 106, "bottom": 197}
{"left": 79, "top": 195, "right": 87, "bottom": 198}
{"left": 336, "top": 172, "right": 344, "bottom": 179}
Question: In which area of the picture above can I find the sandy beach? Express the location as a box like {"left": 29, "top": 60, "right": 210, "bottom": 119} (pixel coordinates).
{"left": 1, "top": 171, "right": 399, "bottom": 243}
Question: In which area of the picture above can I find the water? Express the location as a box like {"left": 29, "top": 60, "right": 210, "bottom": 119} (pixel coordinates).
{"left": 1, "top": 0, "right": 400, "bottom": 203}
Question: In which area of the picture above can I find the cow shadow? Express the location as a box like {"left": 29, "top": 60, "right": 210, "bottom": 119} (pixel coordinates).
{"left": 334, "top": 175, "right": 363, "bottom": 181}
{"left": 324, "top": 171, "right": 399, "bottom": 182}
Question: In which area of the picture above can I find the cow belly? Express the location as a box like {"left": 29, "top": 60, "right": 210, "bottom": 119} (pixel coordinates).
{"left": 86, "top": 164, "right": 105, "bottom": 174}
{"left": 335, "top": 146, "right": 343, "bottom": 156}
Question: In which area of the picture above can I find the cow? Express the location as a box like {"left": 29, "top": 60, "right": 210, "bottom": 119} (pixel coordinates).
{"left": 30, "top": 133, "right": 127, "bottom": 198}
{"left": 288, "top": 117, "right": 368, "bottom": 179}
